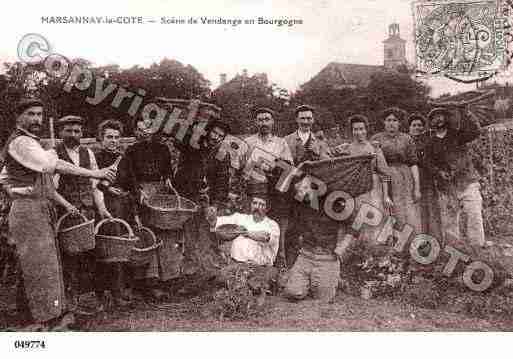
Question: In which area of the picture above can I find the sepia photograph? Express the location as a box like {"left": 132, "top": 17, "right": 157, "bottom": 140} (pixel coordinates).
{"left": 1, "top": 0, "right": 513, "bottom": 356}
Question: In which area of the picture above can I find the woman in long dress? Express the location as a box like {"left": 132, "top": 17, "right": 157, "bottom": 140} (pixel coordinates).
{"left": 407, "top": 113, "right": 442, "bottom": 240}
{"left": 370, "top": 107, "right": 421, "bottom": 233}
{"left": 345, "top": 115, "right": 394, "bottom": 244}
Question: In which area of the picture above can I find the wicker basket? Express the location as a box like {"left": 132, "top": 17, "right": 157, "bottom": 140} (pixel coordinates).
{"left": 95, "top": 218, "right": 138, "bottom": 262}
{"left": 141, "top": 182, "right": 198, "bottom": 230}
{"left": 129, "top": 226, "right": 162, "bottom": 267}
{"left": 56, "top": 212, "right": 95, "bottom": 254}
{"left": 154, "top": 98, "right": 221, "bottom": 121}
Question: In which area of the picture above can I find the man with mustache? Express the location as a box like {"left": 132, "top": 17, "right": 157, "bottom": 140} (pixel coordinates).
{"left": 244, "top": 108, "right": 293, "bottom": 268}
{"left": 173, "top": 117, "right": 231, "bottom": 212}
{"left": 210, "top": 182, "right": 280, "bottom": 297}
{"left": 1, "top": 98, "right": 115, "bottom": 329}
{"left": 425, "top": 107, "right": 487, "bottom": 248}
{"left": 283, "top": 105, "right": 332, "bottom": 267}
{"left": 53, "top": 115, "right": 112, "bottom": 312}
{"left": 285, "top": 105, "right": 332, "bottom": 165}
{"left": 171, "top": 117, "right": 233, "bottom": 286}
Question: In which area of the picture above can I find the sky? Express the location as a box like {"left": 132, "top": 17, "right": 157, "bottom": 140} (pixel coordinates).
{"left": 0, "top": 0, "right": 498, "bottom": 97}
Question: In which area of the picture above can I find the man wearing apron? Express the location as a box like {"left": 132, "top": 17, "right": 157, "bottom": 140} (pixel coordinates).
{"left": 1, "top": 98, "right": 115, "bottom": 330}
{"left": 52, "top": 115, "right": 112, "bottom": 312}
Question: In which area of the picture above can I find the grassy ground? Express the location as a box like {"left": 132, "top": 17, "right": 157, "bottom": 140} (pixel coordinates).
{"left": 2, "top": 281, "right": 513, "bottom": 331}
{"left": 67, "top": 294, "right": 513, "bottom": 331}
{"left": 3, "top": 235, "right": 513, "bottom": 331}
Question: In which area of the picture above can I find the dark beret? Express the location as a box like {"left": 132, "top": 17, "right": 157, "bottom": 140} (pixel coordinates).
{"left": 57, "top": 115, "right": 84, "bottom": 127}
{"left": 254, "top": 107, "right": 275, "bottom": 117}
{"left": 295, "top": 104, "right": 315, "bottom": 116}
{"left": 16, "top": 98, "right": 44, "bottom": 115}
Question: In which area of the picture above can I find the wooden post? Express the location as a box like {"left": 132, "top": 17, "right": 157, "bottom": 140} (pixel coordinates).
{"left": 49, "top": 117, "right": 56, "bottom": 149}
{"left": 489, "top": 127, "right": 494, "bottom": 186}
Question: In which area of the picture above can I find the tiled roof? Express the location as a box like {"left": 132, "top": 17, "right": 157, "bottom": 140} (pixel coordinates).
{"left": 306, "top": 62, "right": 387, "bottom": 88}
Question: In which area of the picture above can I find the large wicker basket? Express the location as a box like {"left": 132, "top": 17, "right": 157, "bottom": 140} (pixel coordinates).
{"left": 56, "top": 212, "right": 95, "bottom": 254}
{"left": 95, "top": 218, "right": 138, "bottom": 262}
{"left": 129, "top": 226, "right": 162, "bottom": 267}
{"left": 141, "top": 182, "right": 198, "bottom": 230}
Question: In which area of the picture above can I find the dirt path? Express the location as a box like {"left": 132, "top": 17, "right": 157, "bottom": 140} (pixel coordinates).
{"left": 73, "top": 293, "right": 513, "bottom": 331}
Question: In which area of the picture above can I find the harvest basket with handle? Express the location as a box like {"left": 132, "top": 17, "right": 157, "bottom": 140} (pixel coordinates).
{"left": 129, "top": 226, "right": 162, "bottom": 267}
{"left": 428, "top": 89, "right": 496, "bottom": 128}
{"left": 141, "top": 181, "right": 198, "bottom": 230}
{"left": 56, "top": 212, "right": 95, "bottom": 254}
{"left": 95, "top": 218, "right": 138, "bottom": 262}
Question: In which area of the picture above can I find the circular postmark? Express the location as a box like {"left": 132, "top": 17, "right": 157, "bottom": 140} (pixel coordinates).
{"left": 415, "top": 1, "right": 509, "bottom": 83}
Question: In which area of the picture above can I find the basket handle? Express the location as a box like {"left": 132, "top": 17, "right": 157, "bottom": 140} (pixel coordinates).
{"left": 56, "top": 211, "right": 89, "bottom": 233}
{"left": 165, "top": 178, "right": 183, "bottom": 209}
{"left": 135, "top": 226, "right": 162, "bottom": 251}
{"left": 94, "top": 217, "right": 134, "bottom": 238}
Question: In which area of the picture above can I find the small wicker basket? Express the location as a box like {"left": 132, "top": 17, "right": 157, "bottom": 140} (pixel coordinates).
{"left": 129, "top": 226, "right": 162, "bottom": 267}
{"left": 56, "top": 212, "right": 95, "bottom": 254}
{"left": 141, "top": 182, "right": 198, "bottom": 230}
{"left": 95, "top": 218, "right": 138, "bottom": 262}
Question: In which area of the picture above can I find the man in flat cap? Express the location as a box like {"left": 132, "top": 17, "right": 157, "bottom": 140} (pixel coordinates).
{"left": 0, "top": 98, "right": 115, "bottom": 330}
{"left": 425, "top": 107, "right": 487, "bottom": 248}
{"left": 243, "top": 107, "right": 293, "bottom": 268}
{"left": 52, "top": 115, "right": 113, "bottom": 312}
{"left": 283, "top": 105, "right": 332, "bottom": 267}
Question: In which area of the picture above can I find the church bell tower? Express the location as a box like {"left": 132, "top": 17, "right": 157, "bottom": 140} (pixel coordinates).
{"left": 383, "top": 23, "right": 407, "bottom": 69}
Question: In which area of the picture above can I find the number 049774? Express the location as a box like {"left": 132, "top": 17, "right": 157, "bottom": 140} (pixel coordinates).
{"left": 14, "top": 340, "right": 46, "bottom": 349}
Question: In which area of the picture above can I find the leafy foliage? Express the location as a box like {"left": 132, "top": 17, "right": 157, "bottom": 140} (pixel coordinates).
{"left": 293, "top": 67, "right": 431, "bottom": 136}
{"left": 0, "top": 58, "right": 212, "bottom": 142}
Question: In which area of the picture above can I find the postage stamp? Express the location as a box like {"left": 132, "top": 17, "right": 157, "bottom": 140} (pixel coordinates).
{"left": 413, "top": 0, "right": 508, "bottom": 78}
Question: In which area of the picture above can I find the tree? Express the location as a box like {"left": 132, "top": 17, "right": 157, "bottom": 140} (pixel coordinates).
{"left": 293, "top": 67, "right": 431, "bottom": 136}
{"left": 212, "top": 72, "right": 289, "bottom": 135}
{"left": 0, "top": 57, "right": 214, "bottom": 142}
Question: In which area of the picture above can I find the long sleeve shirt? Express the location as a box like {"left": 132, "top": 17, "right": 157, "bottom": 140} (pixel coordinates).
{"left": 173, "top": 145, "right": 231, "bottom": 206}
{"left": 122, "top": 140, "right": 174, "bottom": 194}
{"left": 425, "top": 112, "right": 481, "bottom": 191}
{"left": 215, "top": 212, "right": 280, "bottom": 266}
